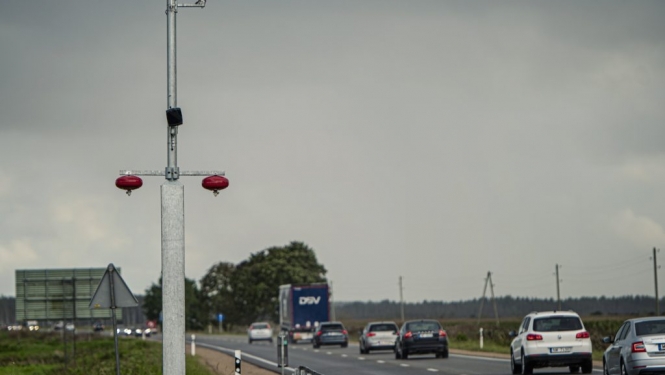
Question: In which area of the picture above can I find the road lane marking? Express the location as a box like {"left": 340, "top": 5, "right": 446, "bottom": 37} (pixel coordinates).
{"left": 400, "top": 363, "right": 410, "bottom": 367}
{"left": 326, "top": 352, "right": 332, "bottom": 355}
{"left": 427, "top": 369, "right": 439, "bottom": 372}
{"left": 377, "top": 360, "right": 385, "bottom": 364}
{"left": 358, "top": 357, "right": 365, "bottom": 360}
{"left": 341, "top": 354, "right": 347, "bottom": 357}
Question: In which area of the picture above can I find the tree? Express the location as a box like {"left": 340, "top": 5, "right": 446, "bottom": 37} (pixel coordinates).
{"left": 142, "top": 276, "right": 204, "bottom": 330}
{"left": 231, "top": 241, "right": 327, "bottom": 324}
{"left": 199, "top": 262, "right": 236, "bottom": 329}
{"left": 199, "top": 241, "right": 327, "bottom": 327}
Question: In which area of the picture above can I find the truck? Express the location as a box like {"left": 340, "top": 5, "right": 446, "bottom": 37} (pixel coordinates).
{"left": 279, "top": 283, "right": 329, "bottom": 343}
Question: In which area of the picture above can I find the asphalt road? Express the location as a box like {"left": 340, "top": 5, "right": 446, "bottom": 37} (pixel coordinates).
{"left": 190, "top": 334, "right": 604, "bottom": 375}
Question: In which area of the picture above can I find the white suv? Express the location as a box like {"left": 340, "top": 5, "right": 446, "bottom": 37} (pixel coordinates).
{"left": 510, "top": 311, "right": 593, "bottom": 375}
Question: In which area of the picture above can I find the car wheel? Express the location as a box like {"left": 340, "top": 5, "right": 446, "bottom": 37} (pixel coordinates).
{"left": 570, "top": 365, "right": 580, "bottom": 373}
{"left": 269, "top": 338, "right": 273, "bottom": 344}
{"left": 248, "top": 338, "right": 252, "bottom": 344}
{"left": 395, "top": 345, "right": 401, "bottom": 359}
{"left": 341, "top": 343, "right": 348, "bottom": 348}
{"left": 603, "top": 360, "right": 609, "bottom": 375}
{"left": 442, "top": 349, "right": 449, "bottom": 359}
{"left": 521, "top": 351, "right": 533, "bottom": 375}
{"left": 402, "top": 348, "right": 409, "bottom": 359}
{"left": 581, "top": 360, "right": 592, "bottom": 374}
{"left": 313, "top": 341, "right": 320, "bottom": 349}
{"left": 621, "top": 361, "right": 628, "bottom": 375}
{"left": 511, "top": 350, "right": 522, "bottom": 374}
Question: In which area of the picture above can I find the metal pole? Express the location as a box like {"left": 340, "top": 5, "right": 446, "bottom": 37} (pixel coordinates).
{"left": 110, "top": 267, "right": 121, "bottom": 375}
{"left": 162, "top": 181, "right": 185, "bottom": 375}
{"left": 164, "top": 0, "right": 184, "bottom": 374}
{"left": 330, "top": 281, "right": 335, "bottom": 321}
{"left": 399, "top": 276, "right": 404, "bottom": 322}
{"left": 654, "top": 248, "right": 660, "bottom": 315}
{"left": 556, "top": 264, "right": 561, "bottom": 311}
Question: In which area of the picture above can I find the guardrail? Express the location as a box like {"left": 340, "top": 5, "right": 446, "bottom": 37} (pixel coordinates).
{"left": 294, "top": 366, "right": 324, "bottom": 375}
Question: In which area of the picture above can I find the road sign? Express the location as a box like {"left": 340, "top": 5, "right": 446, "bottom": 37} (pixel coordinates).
{"left": 89, "top": 263, "right": 138, "bottom": 309}
{"left": 217, "top": 313, "right": 224, "bottom": 322}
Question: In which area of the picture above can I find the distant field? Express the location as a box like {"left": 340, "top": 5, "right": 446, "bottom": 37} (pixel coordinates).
{"left": 0, "top": 330, "right": 212, "bottom": 375}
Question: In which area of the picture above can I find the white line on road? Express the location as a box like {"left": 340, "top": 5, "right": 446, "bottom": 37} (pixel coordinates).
{"left": 341, "top": 354, "right": 347, "bottom": 357}
{"left": 400, "top": 363, "right": 410, "bottom": 367}
{"left": 427, "top": 369, "right": 439, "bottom": 372}
{"left": 377, "top": 360, "right": 385, "bottom": 364}
{"left": 358, "top": 357, "right": 365, "bottom": 360}
{"left": 326, "top": 352, "right": 332, "bottom": 355}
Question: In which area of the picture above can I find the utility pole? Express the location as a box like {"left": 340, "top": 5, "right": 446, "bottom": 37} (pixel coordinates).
{"left": 555, "top": 264, "right": 562, "bottom": 311}
{"left": 477, "top": 272, "right": 489, "bottom": 325}
{"left": 477, "top": 272, "right": 500, "bottom": 326}
{"left": 114, "top": 2, "right": 230, "bottom": 375}
{"left": 330, "top": 281, "right": 335, "bottom": 321}
{"left": 653, "top": 248, "right": 660, "bottom": 315}
{"left": 399, "top": 276, "right": 404, "bottom": 322}
{"left": 488, "top": 272, "right": 499, "bottom": 327}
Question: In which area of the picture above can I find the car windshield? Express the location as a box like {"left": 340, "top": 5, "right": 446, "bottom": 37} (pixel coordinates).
{"left": 406, "top": 321, "right": 440, "bottom": 332}
{"left": 635, "top": 320, "right": 665, "bottom": 336}
{"left": 252, "top": 323, "right": 269, "bottom": 329}
{"left": 533, "top": 317, "right": 583, "bottom": 332}
{"left": 370, "top": 324, "right": 398, "bottom": 332}
{"left": 321, "top": 324, "right": 344, "bottom": 331}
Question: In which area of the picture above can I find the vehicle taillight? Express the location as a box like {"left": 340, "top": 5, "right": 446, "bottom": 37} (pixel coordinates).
{"left": 249, "top": 325, "right": 253, "bottom": 330}
{"left": 576, "top": 331, "right": 590, "bottom": 339}
{"left": 267, "top": 324, "right": 271, "bottom": 329}
{"left": 632, "top": 342, "right": 646, "bottom": 353}
{"left": 527, "top": 334, "right": 543, "bottom": 341}
{"left": 342, "top": 330, "right": 348, "bottom": 335}
{"left": 367, "top": 332, "right": 376, "bottom": 337}
{"left": 316, "top": 331, "right": 322, "bottom": 336}
{"left": 404, "top": 331, "right": 413, "bottom": 339}
{"left": 439, "top": 330, "right": 447, "bottom": 337}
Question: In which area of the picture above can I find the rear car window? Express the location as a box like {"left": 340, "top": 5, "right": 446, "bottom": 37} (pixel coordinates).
{"left": 370, "top": 324, "right": 398, "bottom": 332}
{"left": 252, "top": 323, "right": 269, "bottom": 329}
{"left": 635, "top": 320, "right": 665, "bottom": 336}
{"left": 321, "top": 324, "right": 344, "bottom": 331}
{"left": 406, "top": 321, "right": 441, "bottom": 332}
{"left": 533, "top": 317, "right": 583, "bottom": 332}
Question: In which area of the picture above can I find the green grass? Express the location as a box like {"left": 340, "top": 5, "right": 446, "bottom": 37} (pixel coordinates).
{"left": 0, "top": 330, "right": 214, "bottom": 375}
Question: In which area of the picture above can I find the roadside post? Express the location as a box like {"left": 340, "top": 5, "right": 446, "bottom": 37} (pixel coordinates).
{"left": 191, "top": 334, "right": 196, "bottom": 356}
{"left": 479, "top": 327, "right": 484, "bottom": 349}
{"left": 89, "top": 263, "right": 139, "bottom": 375}
{"left": 277, "top": 332, "right": 288, "bottom": 375}
{"left": 218, "top": 313, "right": 224, "bottom": 333}
{"left": 235, "top": 350, "right": 241, "bottom": 374}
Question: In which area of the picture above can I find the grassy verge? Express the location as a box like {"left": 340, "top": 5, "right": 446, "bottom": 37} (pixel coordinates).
{"left": 0, "top": 330, "right": 213, "bottom": 375}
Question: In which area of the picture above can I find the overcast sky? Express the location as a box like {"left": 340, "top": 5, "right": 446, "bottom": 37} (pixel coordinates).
{"left": 1, "top": 1, "right": 664, "bottom": 303}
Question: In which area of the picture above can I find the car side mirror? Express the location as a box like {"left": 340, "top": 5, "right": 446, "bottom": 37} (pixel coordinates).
{"left": 602, "top": 336, "right": 614, "bottom": 344}
{"left": 508, "top": 330, "right": 517, "bottom": 337}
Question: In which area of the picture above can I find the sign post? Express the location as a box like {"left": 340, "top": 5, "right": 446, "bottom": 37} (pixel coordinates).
{"left": 89, "top": 263, "right": 139, "bottom": 375}
{"left": 277, "top": 332, "right": 288, "bottom": 375}
{"left": 217, "top": 313, "right": 224, "bottom": 333}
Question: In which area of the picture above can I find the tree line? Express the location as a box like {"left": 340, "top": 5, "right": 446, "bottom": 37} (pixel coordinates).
{"left": 1, "top": 242, "right": 662, "bottom": 327}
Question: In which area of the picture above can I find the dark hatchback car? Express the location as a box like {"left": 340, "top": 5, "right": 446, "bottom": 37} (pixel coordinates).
{"left": 395, "top": 319, "right": 448, "bottom": 359}
{"left": 313, "top": 322, "right": 349, "bottom": 348}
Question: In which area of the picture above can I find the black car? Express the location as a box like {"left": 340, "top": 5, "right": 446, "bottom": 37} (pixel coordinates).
{"left": 312, "top": 322, "right": 349, "bottom": 348}
{"left": 395, "top": 319, "right": 449, "bottom": 359}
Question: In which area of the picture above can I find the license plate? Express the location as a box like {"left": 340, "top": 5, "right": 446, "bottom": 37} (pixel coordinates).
{"left": 659, "top": 344, "right": 665, "bottom": 351}
{"left": 327, "top": 332, "right": 341, "bottom": 336}
{"left": 420, "top": 333, "right": 433, "bottom": 338}
{"left": 550, "top": 347, "right": 572, "bottom": 353}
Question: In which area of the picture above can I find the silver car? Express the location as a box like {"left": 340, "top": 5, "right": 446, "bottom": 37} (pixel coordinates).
{"left": 359, "top": 321, "right": 399, "bottom": 354}
{"left": 603, "top": 317, "right": 665, "bottom": 375}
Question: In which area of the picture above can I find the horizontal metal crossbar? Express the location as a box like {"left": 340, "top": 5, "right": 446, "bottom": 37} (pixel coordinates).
{"left": 119, "top": 170, "right": 225, "bottom": 176}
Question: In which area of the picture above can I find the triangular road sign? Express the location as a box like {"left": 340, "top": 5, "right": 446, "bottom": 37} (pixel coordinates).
{"left": 89, "top": 263, "right": 139, "bottom": 309}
